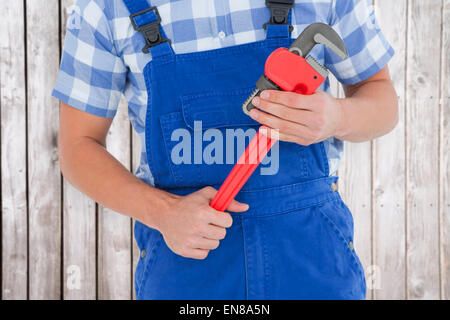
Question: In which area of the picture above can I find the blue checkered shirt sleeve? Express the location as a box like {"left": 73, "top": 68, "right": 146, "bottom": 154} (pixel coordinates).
{"left": 325, "top": 0, "right": 395, "bottom": 85}
{"left": 52, "top": 0, "right": 127, "bottom": 118}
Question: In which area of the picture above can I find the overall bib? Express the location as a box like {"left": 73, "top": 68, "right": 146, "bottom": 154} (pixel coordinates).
{"left": 125, "top": 0, "right": 366, "bottom": 300}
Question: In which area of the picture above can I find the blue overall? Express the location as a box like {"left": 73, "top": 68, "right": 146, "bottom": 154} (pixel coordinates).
{"left": 125, "top": 0, "right": 366, "bottom": 300}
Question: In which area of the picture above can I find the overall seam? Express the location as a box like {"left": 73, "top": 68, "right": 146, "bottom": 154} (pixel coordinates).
{"left": 180, "top": 87, "right": 257, "bottom": 129}
{"left": 136, "top": 234, "right": 163, "bottom": 299}
{"left": 319, "top": 141, "right": 331, "bottom": 176}
{"left": 150, "top": 38, "right": 293, "bottom": 66}
{"left": 240, "top": 216, "right": 249, "bottom": 300}
{"left": 231, "top": 192, "right": 341, "bottom": 219}
{"left": 319, "top": 205, "right": 367, "bottom": 296}
{"left": 143, "top": 62, "right": 157, "bottom": 186}
{"left": 262, "top": 220, "right": 271, "bottom": 299}
{"left": 317, "top": 206, "right": 364, "bottom": 278}
{"left": 159, "top": 113, "right": 192, "bottom": 184}
{"left": 238, "top": 176, "right": 337, "bottom": 194}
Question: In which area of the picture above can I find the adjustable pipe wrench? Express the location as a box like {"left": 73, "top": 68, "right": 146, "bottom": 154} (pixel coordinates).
{"left": 210, "top": 23, "right": 348, "bottom": 212}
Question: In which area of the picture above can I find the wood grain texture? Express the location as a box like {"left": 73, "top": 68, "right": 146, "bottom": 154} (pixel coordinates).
{"left": 97, "top": 97, "right": 132, "bottom": 300}
{"left": 59, "top": 0, "right": 97, "bottom": 300}
{"left": 0, "top": 0, "right": 449, "bottom": 300}
{"left": 1, "top": 0, "right": 28, "bottom": 300}
{"left": 406, "top": 0, "right": 442, "bottom": 300}
{"left": 372, "top": 0, "right": 407, "bottom": 300}
{"left": 26, "top": 0, "right": 62, "bottom": 300}
{"left": 440, "top": 0, "right": 450, "bottom": 301}
{"left": 339, "top": 140, "right": 373, "bottom": 299}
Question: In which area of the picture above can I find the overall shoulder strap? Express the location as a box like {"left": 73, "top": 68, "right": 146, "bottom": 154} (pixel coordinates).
{"left": 123, "top": 0, "right": 174, "bottom": 57}
{"left": 264, "top": 0, "right": 294, "bottom": 39}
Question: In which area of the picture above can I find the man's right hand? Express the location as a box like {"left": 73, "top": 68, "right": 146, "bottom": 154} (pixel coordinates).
{"left": 154, "top": 187, "right": 249, "bottom": 260}
{"left": 58, "top": 103, "right": 248, "bottom": 261}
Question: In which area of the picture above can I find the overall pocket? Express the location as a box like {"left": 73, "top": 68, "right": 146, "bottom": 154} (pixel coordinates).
{"left": 159, "top": 87, "right": 309, "bottom": 188}
{"left": 316, "top": 199, "right": 366, "bottom": 281}
{"left": 134, "top": 224, "right": 163, "bottom": 298}
{"left": 261, "top": 200, "right": 366, "bottom": 299}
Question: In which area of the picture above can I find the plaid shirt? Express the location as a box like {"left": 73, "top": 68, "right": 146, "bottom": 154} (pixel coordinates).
{"left": 52, "top": 0, "right": 394, "bottom": 182}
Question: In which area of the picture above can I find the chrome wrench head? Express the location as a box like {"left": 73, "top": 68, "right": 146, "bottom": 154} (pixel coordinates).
{"left": 288, "top": 22, "right": 348, "bottom": 59}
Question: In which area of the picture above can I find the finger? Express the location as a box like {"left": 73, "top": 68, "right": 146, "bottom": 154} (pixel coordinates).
{"left": 195, "top": 238, "right": 220, "bottom": 250}
{"left": 260, "top": 90, "right": 317, "bottom": 110}
{"left": 253, "top": 97, "right": 314, "bottom": 125}
{"left": 200, "top": 224, "right": 227, "bottom": 240}
{"left": 199, "top": 188, "right": 248, "bottom": 212}
{"left": 226, "top": 199, "right": 249, "bottom": 212}
{"left": 207, "top": 210, "right": 233, "bottom": 228}
{"left": 260, "top": 126, "right": 314, "bottom": 146}
{"left": 249, "top": 108, "right": 312, "bottom": 138}
{"left": 188, "top": 249, "right": 210, "bottom": 260}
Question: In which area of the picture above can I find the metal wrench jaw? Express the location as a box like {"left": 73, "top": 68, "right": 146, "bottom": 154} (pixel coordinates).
{"left": 242, "top": 76, "right": 280, "bottom": 115}
{"left": 289, "top": 22, "right": 348, "bottom": 59}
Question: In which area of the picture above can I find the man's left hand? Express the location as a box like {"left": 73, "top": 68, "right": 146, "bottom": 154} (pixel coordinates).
{"left": 249, "top": 90, "right": 344, "bottom": 146}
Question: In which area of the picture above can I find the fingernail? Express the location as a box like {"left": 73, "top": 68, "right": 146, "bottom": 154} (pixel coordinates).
{"left": 249, "top": 109, "right": 258, "bottom": 119}
{"left": 252, "top": 97, "right": 260, "bottom": 106}
{"left": 239, "top": 203, "right": 249, "bottom": 210}
{"left": 260, "top": 91, "right": 270, "bottom": 99}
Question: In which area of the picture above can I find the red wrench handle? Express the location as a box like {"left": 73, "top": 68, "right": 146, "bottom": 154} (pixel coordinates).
{"left": 210, "top": 130, "right": 276, "bottom": 212}
{"left": 210, "top": 49, "right": 327, "bottom": 212}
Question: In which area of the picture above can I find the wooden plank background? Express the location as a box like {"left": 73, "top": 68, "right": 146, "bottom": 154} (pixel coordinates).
{"left": 1, "top": 0, "right": 448, "bottom": 300}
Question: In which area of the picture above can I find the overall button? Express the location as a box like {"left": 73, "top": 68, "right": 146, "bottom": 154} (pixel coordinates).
{"left": 348, "top": 241, "right": 354, "bottom": 251}
{"left": 218, "top": 31, "right": 226, "bottom": 39}
{"left": 331, "top": 182, "right": 338, "bottom": 192}
{"left": 141, "top": 249, "right": 147, "bottom": 259}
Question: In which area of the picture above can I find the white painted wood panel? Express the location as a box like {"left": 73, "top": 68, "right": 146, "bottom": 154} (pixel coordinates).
{"left": 339, "top": 141, "right": 373, "bottom": 299}
{"left": 440, "top": 0, "right": 450, "bottom": 301}
{"left": 1, "top": 0, "right": 28, "bottom": 300}
{"left": 406, "top": 0, "right": 442, "bottom": 300}
{"left": 26, "top": 0, "right": 62, "bottom": 300}
{"left": 372, "top": 0, "right": 407, "bottom": 300}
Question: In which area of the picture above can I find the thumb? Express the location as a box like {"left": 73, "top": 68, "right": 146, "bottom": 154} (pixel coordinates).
{"left": 199, "top": 186, "right": 217, "bottom": 199}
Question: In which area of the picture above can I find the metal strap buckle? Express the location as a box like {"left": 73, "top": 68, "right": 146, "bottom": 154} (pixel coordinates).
{"left": 130, "top": 7, "right": 171, "bottom": 54}
{"left": 264, "top": 0, "right": 294, "bottom": 32}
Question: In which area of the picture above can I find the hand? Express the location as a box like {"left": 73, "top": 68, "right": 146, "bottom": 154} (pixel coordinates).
{"left": 154, "top": 187, "right": 249, "bottom": 260}
{"left": 249, "top": 90, "right": 345, "bottom": 146}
